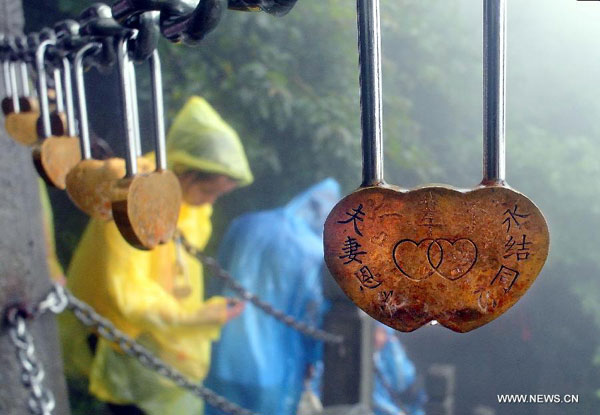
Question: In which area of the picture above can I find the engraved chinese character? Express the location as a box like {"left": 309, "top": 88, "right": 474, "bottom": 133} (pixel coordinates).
{"left": 490, "top": 265, "right": 520, "bottom": 293}
{"left": 502, "top": 205, "right": 530, "bottom": 233}
{"left": 418, "top": 193, "right": 442, "bottom": 229}
{"left": 354, "top": 266, "right": 381, "bottom": 289}
{"left": 339, "top": 236, "right": 367, "bottom": 265}
{"left": 338, "top": 204, "right": 366, "bottom": 236}
{"left": 503, "top": 234, "right": 531, "bottom": 261}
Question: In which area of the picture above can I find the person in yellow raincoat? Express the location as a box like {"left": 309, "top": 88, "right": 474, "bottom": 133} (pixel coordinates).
{"left": 38, "top": 179, "right": 65, "bottom": 283}
{"left": 61, "top": 96, "right": 253, "bottom": 415}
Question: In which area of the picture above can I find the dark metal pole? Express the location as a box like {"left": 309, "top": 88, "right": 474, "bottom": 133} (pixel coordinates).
{"left": 482, "top": 0, "right": 506, "bottom": 184}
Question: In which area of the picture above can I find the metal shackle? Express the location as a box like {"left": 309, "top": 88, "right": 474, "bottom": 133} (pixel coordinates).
{"left": 73, "top": 43, "right": 102, "bottom": 159}
{"left": 34, "top": 29, "right": 57, "bottom": 139}
{"left": 357, "top": 0, "right": 384, "bottom": 188}
{"left": 0, "top": 35, "right": 13, "bottom": 99}
{"left": 14, "top": 36, "right": 32, "bottom": 98}
{"left": 116, "top": 34, "right": 140, "bottom": 176}
{"left": 116, "top": 33, "right": 167, "bottom": 177}
{"left": 483, "top": 0, "right": 506, "bottom": 184}
{"left": 5, "top": 36, "right": 20, "bottom": 113}
{"left": 149, "top": 49, "right": 167, "bottom": 171}
{"left": 55, "top": 20, "right": 84, "bottom": 138}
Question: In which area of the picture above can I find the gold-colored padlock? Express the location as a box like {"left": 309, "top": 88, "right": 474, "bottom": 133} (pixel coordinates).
{"left": 111, "top": 36, "right": 181, "bottom": 250}
{"left": 31, "top": 30, "right": 81, "bottom": 189}
{"left": 65, "top": 41, "right": 153, "bottom": 220}
{"left": 323, "top": 0, "right": 549, "bottom": 333}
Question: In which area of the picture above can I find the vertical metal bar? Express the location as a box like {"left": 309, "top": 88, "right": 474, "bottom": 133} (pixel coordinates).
{"left": 53, "top": 67, "right": 64, "bottom": 113}
{"left": 9, "top": 61, "right": 19, "bottom": 112}
{"left": 62, "top": 57, "right": 77, "bottom": 137}
{"left": 35, "top": 40, "right": 53, "bottom": 139}
{"left": 74, "top": 44, "right": 99, "bottom": 160}
{"left": 18, "top": 61, "right": 29, "bottom": 96}
{"left": 117, "top": 37, "right": 138, "bottom": 177}
{"left": 483, "top": 0, "right": 506, "bottom": 183}
{"left": 128, "top": 60, "right": 142, "bottom": 157}
{"left": 2, "top": 60, "right": 12, "bottom": 96}
{"left": 358, "top": 0, "right": 384, "bottom": 187}
{"left": 150, "top": 50, "right": 166, "bottom": 171}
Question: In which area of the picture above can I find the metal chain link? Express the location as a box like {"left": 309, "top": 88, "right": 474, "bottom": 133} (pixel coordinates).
{"left": 178, "top": 233, "right": 345, "bottom": 346}
{"left": 5, "top": 231, "right": 344, "bottom": 415}
{"left": 6, "top": 308, "right": 57, "bottom": 415}
{"left": 7, "top": 284, "right": 256, "bottom": 415}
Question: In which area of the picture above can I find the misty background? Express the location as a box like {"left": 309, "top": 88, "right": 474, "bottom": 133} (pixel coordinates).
{"left": 24, "top": 0, "right": 600, "bottom": 414}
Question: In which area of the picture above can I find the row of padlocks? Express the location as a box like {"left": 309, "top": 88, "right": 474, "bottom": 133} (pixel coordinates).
{"left": 1, "top": 1, "right": 299, "bottom": 251}
{"left": 3, "top": 5, "right": 188, "bottom": 251}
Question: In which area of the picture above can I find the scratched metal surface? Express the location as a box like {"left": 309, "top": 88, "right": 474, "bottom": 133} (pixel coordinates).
{"left": 324, "top": 184, "right": 549, "bottom": 333}
{"left": 0, "top": 0, "right": 71, "bottom": 412}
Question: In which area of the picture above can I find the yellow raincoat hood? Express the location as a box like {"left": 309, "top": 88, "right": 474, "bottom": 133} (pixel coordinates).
{"left": 167, "top": 96, "right": 253, "bottom": 186}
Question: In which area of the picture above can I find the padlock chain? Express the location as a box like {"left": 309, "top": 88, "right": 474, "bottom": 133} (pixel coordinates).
{"left": 6, "top": 284, "right": 256, "bottom": 415}
{"left": 178, "top": 233, "right": 345, "bottom": 346}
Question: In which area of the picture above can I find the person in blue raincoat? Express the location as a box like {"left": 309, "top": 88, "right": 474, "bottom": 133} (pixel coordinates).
{"left": 373, "top": 324, "right": 426, "bottom": 415}
{"left": 205, "top": 178, "right": 341, "bottom": 415}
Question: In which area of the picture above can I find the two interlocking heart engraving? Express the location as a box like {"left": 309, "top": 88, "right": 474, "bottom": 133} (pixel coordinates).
{"left": 393, "top": 238, "right": 478, "bottom": 281}
{"left": 323, "top": 185, "right": 549, "bottom": 333}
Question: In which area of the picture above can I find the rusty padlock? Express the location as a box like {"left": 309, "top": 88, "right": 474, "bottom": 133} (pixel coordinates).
{"left": 111, "top": 36, "right": 181, "bottom": 250}
{"left": 3, "top": 36, "right": 41, "bottom": 145}
{"left": 31, "top": 29, "right": 81, "bottom": 189}
{"left": 323, "top": 0, "right": 549, "bottom": 333}
{"left": 65, "top": 41, "right": 152, "bottom": 220}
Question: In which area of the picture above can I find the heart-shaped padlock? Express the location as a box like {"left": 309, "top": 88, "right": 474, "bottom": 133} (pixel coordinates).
{"left": 65, "top": 39, "right": 152, "bottom": 220}
{"left": 31, "top": 29, "right": 81, "bottom": 189}
{"left": 2, "top": 35, "right": 41, "bottom": 146}
{"left": 111, "top": 35, "right": 181, "bottom": 250}
{"left": 323, "top": 0, "right": 549, "bottom": 333}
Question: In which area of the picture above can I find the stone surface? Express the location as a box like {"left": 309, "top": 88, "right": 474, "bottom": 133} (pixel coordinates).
{"left": 0, "top": 0, "right": 71, "bottom": 413}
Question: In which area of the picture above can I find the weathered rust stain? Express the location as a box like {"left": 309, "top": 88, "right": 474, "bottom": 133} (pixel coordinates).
{"left": 32, "top": 135, "right": 81, "bottom": 189}
{"left": 324, "top": 185, "right": 549, "bottom": 333}
{"left": 112, "top": 170, "right": 182, "bottom": 250}
{"left": 66, "top": 157, "right": 154, "bottom": 221}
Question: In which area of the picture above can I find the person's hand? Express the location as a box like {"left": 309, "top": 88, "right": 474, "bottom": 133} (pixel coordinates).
{"left": 374, "top": 325, "right": 388, "bottom": 350}
{"left": 225, "top": 298, "right": 246, "bottom": 322}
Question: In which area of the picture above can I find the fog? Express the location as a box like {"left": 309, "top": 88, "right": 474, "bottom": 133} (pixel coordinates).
{"left": 385, "top": 2, "right": 600, "bottom": 414}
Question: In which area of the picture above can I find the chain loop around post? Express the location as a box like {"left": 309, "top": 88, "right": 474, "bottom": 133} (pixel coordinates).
{"left": 5, "top": 306, "right": 56, "bottom": 415}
